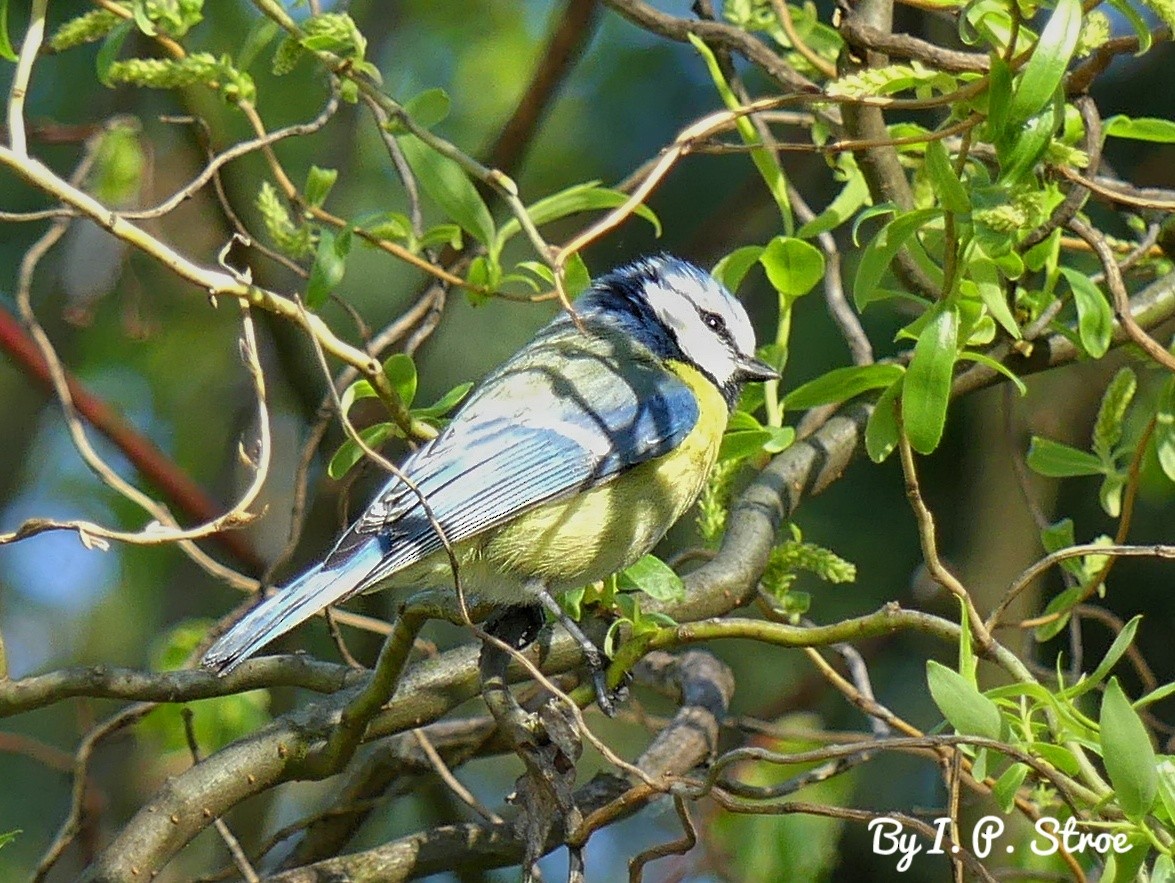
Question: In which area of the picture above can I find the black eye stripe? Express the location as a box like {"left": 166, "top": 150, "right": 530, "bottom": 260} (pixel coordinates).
{"left": 698, "top": 308, "right": 735, "bottom": 345}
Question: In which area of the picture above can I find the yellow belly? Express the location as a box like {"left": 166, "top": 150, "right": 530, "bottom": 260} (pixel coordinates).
{"left": 476, "top": 360, "right": 728, "bottom": 597}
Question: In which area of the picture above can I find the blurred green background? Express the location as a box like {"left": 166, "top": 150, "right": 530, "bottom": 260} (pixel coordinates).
{"left": 1, "top": 1, "right": 1174, "bottom": 880}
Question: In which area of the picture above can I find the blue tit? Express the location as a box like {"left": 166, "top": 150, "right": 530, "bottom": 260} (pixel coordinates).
{"left": 202, "top": 255, "right": 778, "bottom": 690}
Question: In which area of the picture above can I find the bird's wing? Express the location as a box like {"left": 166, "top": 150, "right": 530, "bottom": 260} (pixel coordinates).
{"left": 202, "top": 328, "right": 699, "bottom": 673}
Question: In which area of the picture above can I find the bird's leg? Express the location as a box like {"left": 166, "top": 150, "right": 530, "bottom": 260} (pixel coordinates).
{"left": 483, "top": 605, "right": 545, "bottom": 650}
{"left": 532, "top": 585, "right": 617, "bottom": 717}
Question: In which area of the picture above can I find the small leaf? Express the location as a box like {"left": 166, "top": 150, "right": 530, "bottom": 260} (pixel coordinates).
{"left": 1153, "top": 854, "right": 1175, "bottom": 883}
{"left": 720, "top": 429, "right": 773, "bottom": 461}
{"left": 1099, "top": 472, "right": 1126, "bottom": 518}
{"left": 328, "top": 423, "right": 397, "bottom": 479}
{"left": 866, "top": 377, "right": 902, "bottom": 462}
{"left": 1007, "top": 0, "right": 1082, "bottom": 126}
{"left": 923, "top": 140, "right": 970, "bottom": 214}
{"left": 1060, "top": 267, "right": 1112, "bottom": 358}
{"left": 493, "top": 182, "right": 660, "bottom": 258}
{"left": 1034, "top": 585, "right": 1083, "bottom": 641}
{"left": 854, "top": 208, "right": 943, "bottom": 309}
{"left": 0, "top": 0, "right": 17, "bottom": 61}
{"left": 711, "top": 246, "right": 764, "bottom": 293}
{"left": 339, "top": 379, "right": 376, "bottom": 416}
{"left": 902, "top": 305, "right": 958, "bottom": 454}
{"left": 796, "top": 159, "right": 870, "bottom": 238}
{"left": 968, "top": 254, "right": 1020, "bottom": 339}
{"left": 304, "top": 165, "right": 338, "bottom": 209}
{"left": 563, "top": 252, "right": 591, "bottom": 298}
{"left": 759, "top": 236, "right": 825, "bottom": 301}
{"left": 382, "top": 353, "right": 417, "bottom": 410}
{"left": 355, "top": 210, "right": 413, "bottom": 242}
{"left": 927, "top": 660, "right": 1002, "bottom": 740}
{"left": 1153, "top": 378, "right": 1175, "bottom": 483}
{"left": 403, "top": 87, "right": 451, "bottom": 130}
{"left": 1026, "top": 437, "right": 1104, "bottom": 477}
{"left": 96, "top": 18, "right": 135, "bottom": 86}
{"left": 306, "top": 228, "right": 349, "bottom": 309}
{"left": 991, "top": 762, "right": 1028, "bottom": 812}
{"left": 398, "top": 134, "right": 495, "bottom": 246}
{"left": 1105, "top": 115, "right": 1175, "bottom": 143}
{"left": 1100, "top": 678, "right": 1158, "bottom": 820}
{"left": 783, "top": 364, "right": 905, "bottom": 411}
{"left": 618, "top": 555, "right": 686, "bottom": 603}
{"left": 418, "top": 223, "right": 462, "bottom": 251}
{"left": 956, "top": 351, "right": 1027, "bottom": 396}
{"left": 413, "top": 382, "right": 473, "bottom": 419}
{"left": 1067, "top": 616, "right": 1141, "bottom": 699}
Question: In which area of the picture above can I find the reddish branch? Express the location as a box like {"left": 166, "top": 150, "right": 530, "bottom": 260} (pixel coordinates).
{"left": 0, "top": 306, "right": 261, "bottom": 569}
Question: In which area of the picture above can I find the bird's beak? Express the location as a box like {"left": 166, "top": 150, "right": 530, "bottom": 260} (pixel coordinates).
{"left": 735, "top": 353, "right": 780, "bottom": 382}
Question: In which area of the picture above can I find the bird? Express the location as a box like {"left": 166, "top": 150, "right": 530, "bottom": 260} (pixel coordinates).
{"left": 202, "top": 255, "right": 778, "bottom": 705}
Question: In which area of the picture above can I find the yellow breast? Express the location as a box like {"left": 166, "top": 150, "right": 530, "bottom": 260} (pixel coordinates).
{"left": 479, "top": 360, "right": 728, "bottom": 594}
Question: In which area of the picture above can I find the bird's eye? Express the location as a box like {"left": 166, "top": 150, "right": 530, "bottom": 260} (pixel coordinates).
{"left": 702, "top": 311, "right": 726, "bottom": 332}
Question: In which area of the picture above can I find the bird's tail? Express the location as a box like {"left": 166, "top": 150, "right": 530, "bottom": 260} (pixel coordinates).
{"left": 202, "top": 541, "right": 382, "bottom": 674}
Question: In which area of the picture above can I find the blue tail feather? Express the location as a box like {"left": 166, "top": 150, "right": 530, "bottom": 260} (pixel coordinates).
{"left": 201, "top": 540, "right": 382, "bottom": 674}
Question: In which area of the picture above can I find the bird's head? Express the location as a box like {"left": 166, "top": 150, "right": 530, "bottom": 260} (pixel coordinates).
{"left": 584, "top": 255, "right": 779, "bottom": 404}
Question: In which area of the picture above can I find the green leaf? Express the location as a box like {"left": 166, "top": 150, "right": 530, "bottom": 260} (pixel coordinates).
{"left": 796, "top": 159, "right": 870, "bottom": 238}
{"left": 968, "top": 254, "right": 1020, "bottom": 339}
{"left": 1007, "top": 0, "right": 1082, "bottom": 126}
{"left": 720, "top": 429, "right": 774, "bottom": 461}
{"left": 865, "top": 377, "right": 902, "bottom": 462}
{"left": 493, "top": 182, "right": 660, "bottom": 259}
{"left": 328, "top": 422, "right": 397, "bottom": 479}
{"left": 1152, "top": 854, "right": 1175, "bottom": 883}
{"left": 923, "top": 140, "right": 970, "bottom": 214}
{"left": 306, "top": 227, "right": 350, "bottom": 309}
{"left": 418, "top": 223, "right": 462, "bottom": 251}
{"left": 398, "top": 134, "right": 495, "bottom": 246}
{"left": 355, "top": 210, "right": 413, "bottom": 242}
{"left": 1099, "top": 471, "right": 1126, "bottom": 518}
{"left": 382, "top": 353, "right": 417, "bottom": 409}
{"left": 0, "top": 829, "right": 18, "bottom": 851}
{"left": 955, "top": 351, "right": 1027, "bottom": 396}
{"left": 854, "top": 208, "right": 943, "bottom": 310}
{"left": 759, "top": 236, "right": 825, "bottom": 302}
{"left": 1154, "top": 378, "right": 1175, "bottom": 483}
{"left": 618, "top": 555, "right": 686, "bottom": 603}
{"left": 339, "top": 378, "right": 376, "bottom": 416}
{"left": 1026, "top": 436, "right": 1104, "bottom": 477}
{"left": 1066, "top": 616, "right": 1141, "bottom": 699}
{"left": 902, "top": 305, "right": 958, "bottom": 454}
{"left": 1100, "top": 678, "right": 1158, "bottom": 820}
{"left": 413, "top": 382, "right": 473, "bottom": 419}
{"left": 991, "top": 762, "right": 1028, "bottom": 812}
{"left": 998, "top": 104, "right": 1058, "bottom": 186}
{"left": 96, "top": 18, "right": 135, "bottom": 86}
{"left": 1031, "top": 743, "right": 1081, "bottom": 775}
{"left": 304, "top": 165, "right": 338, "bottom": 209}
{"left": 711, "top": 246, "right": 764, "bottom": 293}
{"left": 236, "top": 17, "right": 280, "bottom": 71}
{"left": 1033, "top": 585, "right": 1083, "bottom": 641}
{"left": 563, "top": 252, "right": 591, "bottom": 298}
{"left": 1060, "top": 267, "right": 1112, "bottom": 358}
{"left": 926, "top": 660, "right": 1002, "bottom": 740}
{"left": 0, "top": 0, "right": 16, "bottom": 62}
{"left": 1106, "top": 0, "right": 1153, "bottom": 53}
{"left": 403, "top": 87, "right": 451, "bottom": 130}
{"left": 1105, "top": 115, "right": 1175, "bottom": 143}
{"left": 783, "top": 364, "right": 905, "bottom": 411}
